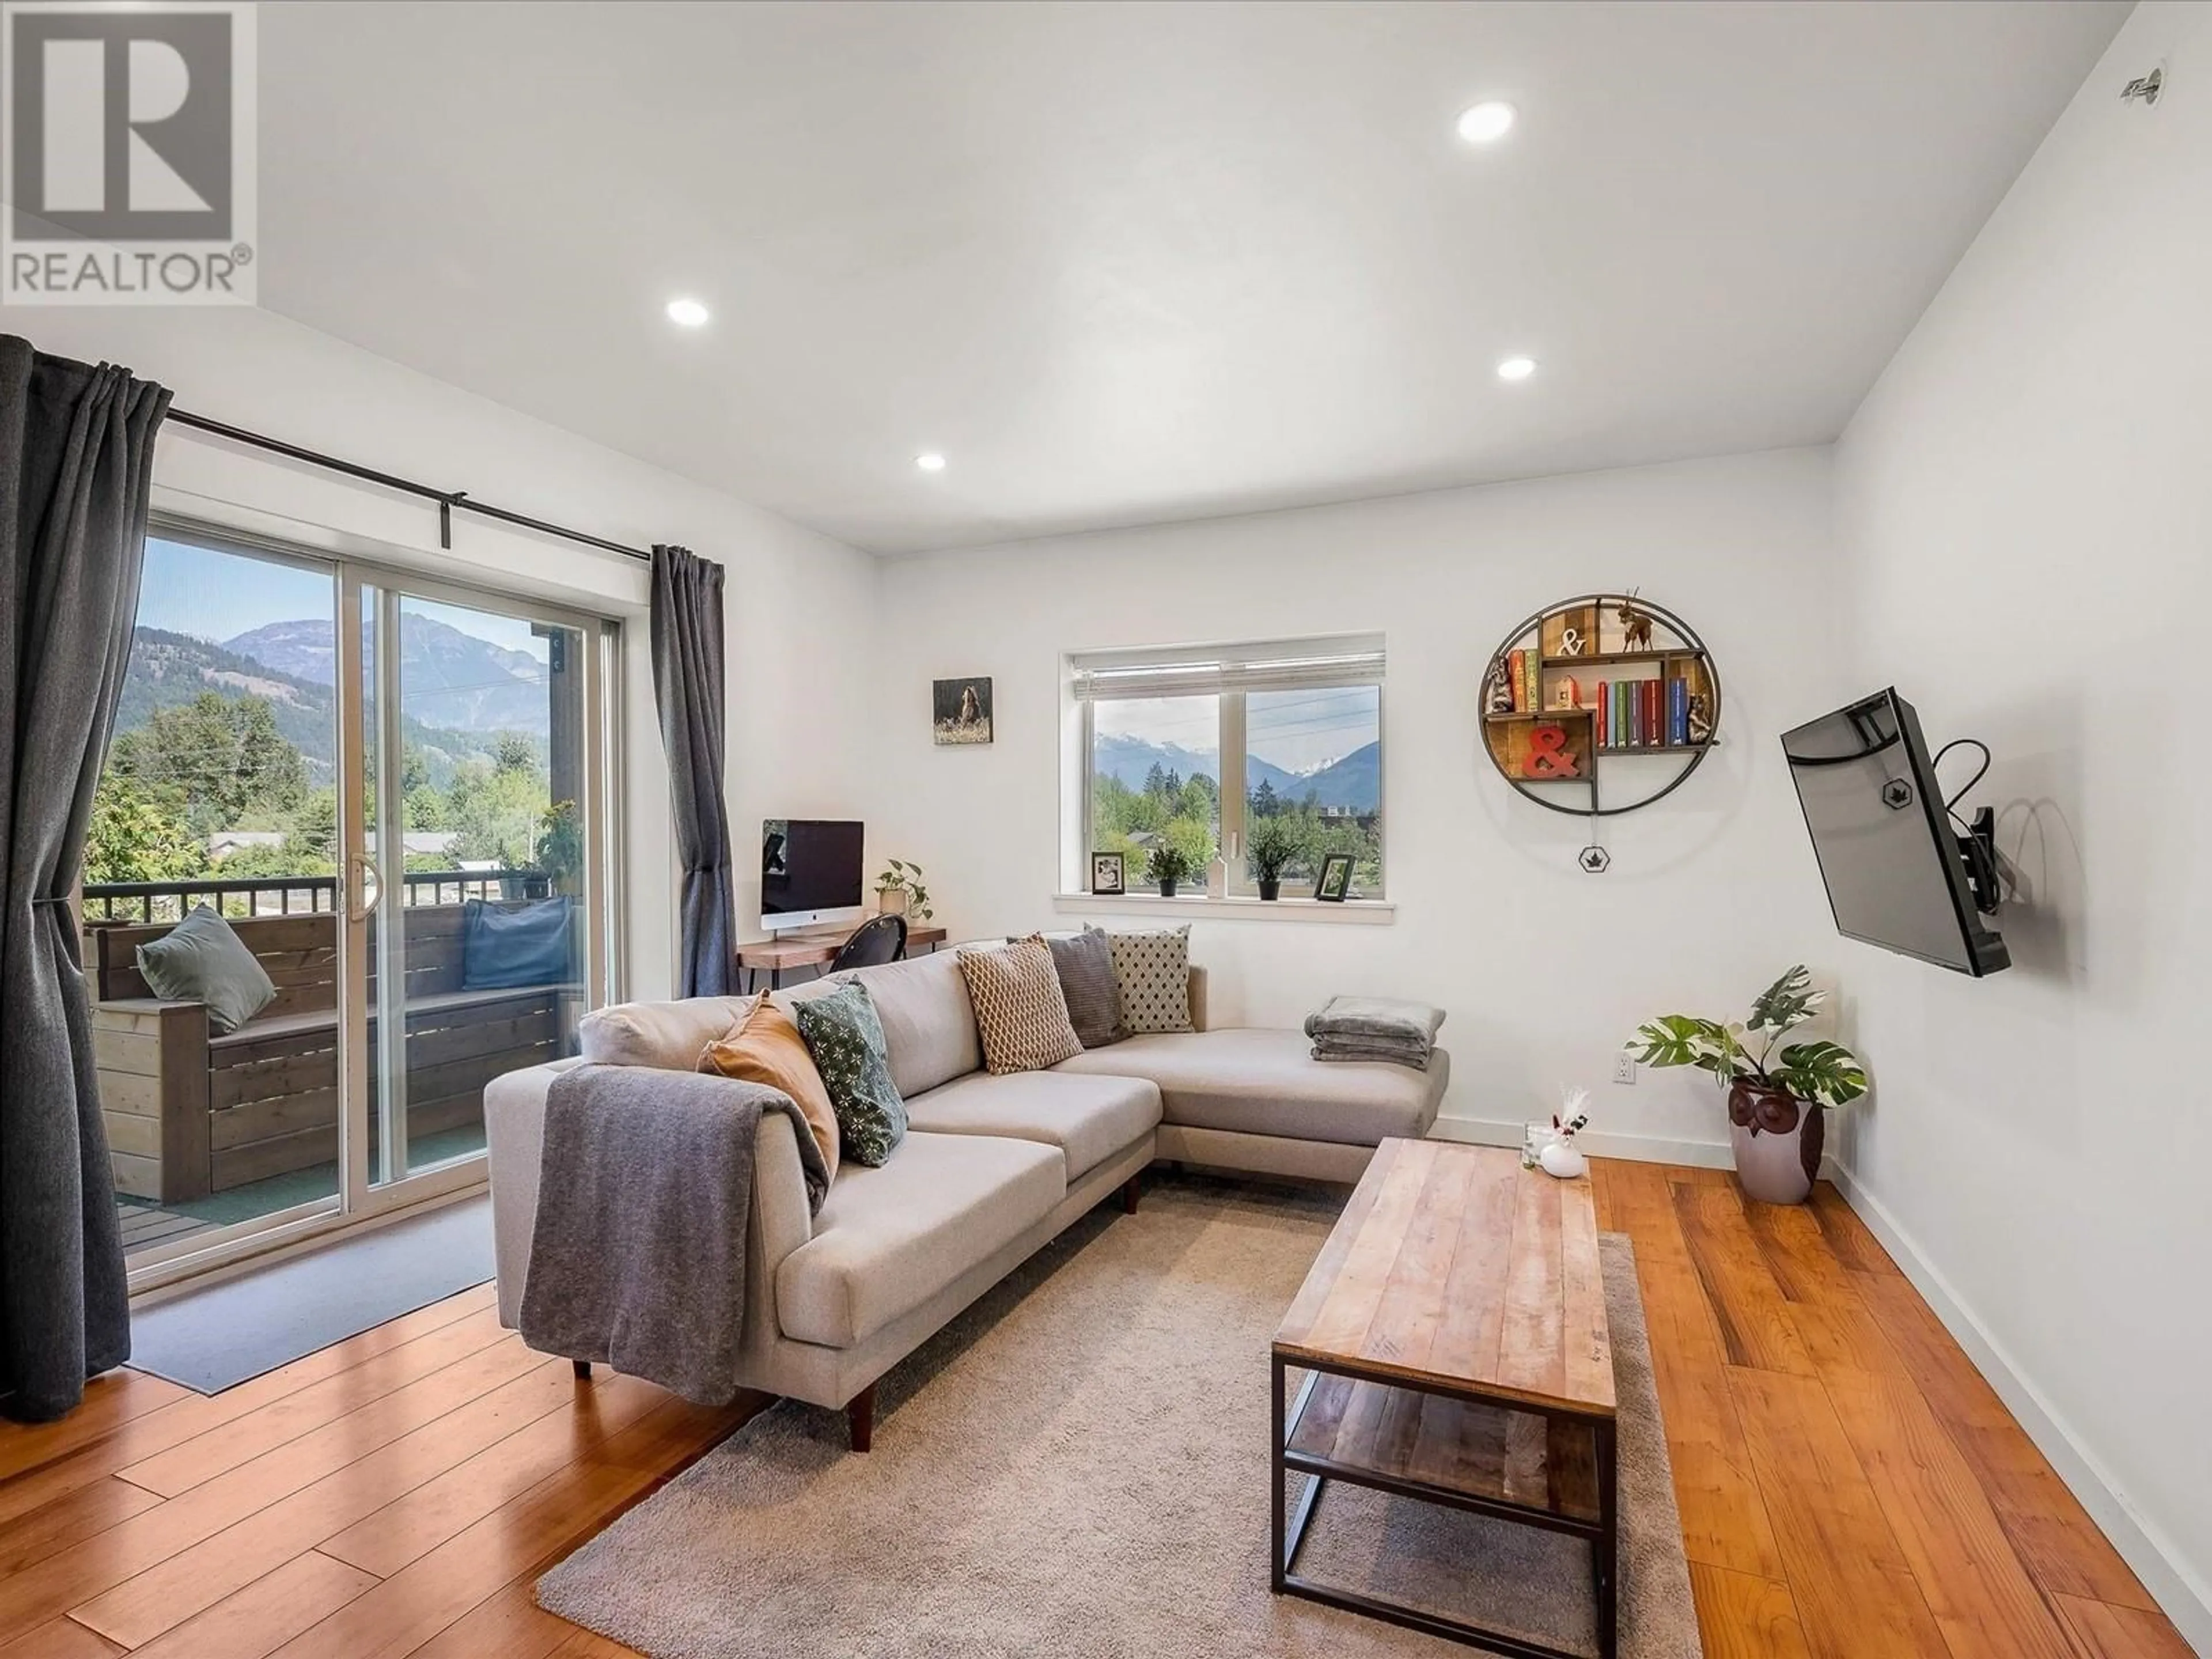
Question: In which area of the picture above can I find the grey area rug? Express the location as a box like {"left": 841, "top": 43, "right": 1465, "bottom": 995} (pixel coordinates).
{"left": 129, "top": 1194, "right": 494, "bottom": 1393}
{"left": 538, "top": 1174, "right": 1700, "bottom": 1659}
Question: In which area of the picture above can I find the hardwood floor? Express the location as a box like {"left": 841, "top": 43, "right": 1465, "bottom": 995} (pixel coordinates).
{"left": 0, "top": 1162, "right": 2190, "bottom": 1658}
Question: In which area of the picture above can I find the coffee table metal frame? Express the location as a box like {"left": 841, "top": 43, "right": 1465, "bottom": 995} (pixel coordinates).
{"left": 1270, "top": 1350, "right": 1619, "bottom": 1659}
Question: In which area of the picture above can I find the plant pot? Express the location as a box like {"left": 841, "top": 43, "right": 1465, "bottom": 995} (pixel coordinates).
{"left": 1257, "top": 878, "right": 1281, "bottom": 901}
{"left": 1728, "top": 1080, "right": 1824, "bottom": 1205}
{"left": 1157, "top": 878, "right": 1179, "bottom": 899}
{"left": 877, "top": 887, "right": 910, "bottom": 918}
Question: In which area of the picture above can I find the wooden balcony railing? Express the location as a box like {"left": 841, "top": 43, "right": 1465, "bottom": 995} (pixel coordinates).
{"left": 82, "top": 868, "right": 553, "bottom": 925}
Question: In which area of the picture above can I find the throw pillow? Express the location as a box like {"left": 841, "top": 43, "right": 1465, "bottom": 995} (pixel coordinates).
{"left": 579, "top": 995, "right": 753, "bottom": 1069}
{"left": 461, "top": 896, "right": 574, "bottom": 990}
{"left": 1096, "top": 924, "right": 1192, "bottom": 1035}
{"left": 791, "top": 981, "right": 908, "bottom": 1166}
{"left": 699, "top": 997, "right": 841, "bottom": 1184}
{"left": 135, "top": 904, "right": 276, "bottom": 1036}
{"left": 959, "top": 937, "right": 1084, "bottom": 1074}
{"left": 1026, "top": 929, "right": 1119, "bottom": 1048}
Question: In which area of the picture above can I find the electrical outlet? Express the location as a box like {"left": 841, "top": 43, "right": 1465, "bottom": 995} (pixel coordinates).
{"left": 1613, "top": 1053, "right": 1638, "bottom": 1085}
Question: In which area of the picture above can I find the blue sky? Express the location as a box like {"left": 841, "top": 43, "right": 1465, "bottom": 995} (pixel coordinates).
{"left": 139, "top": 539, "right": 549, "bottom": 662}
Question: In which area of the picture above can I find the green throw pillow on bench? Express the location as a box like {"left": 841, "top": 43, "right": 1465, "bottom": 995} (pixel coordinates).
{"left": 134, "top": 904, "right": 277, "bottom": 1035}
{"left": 791, "top": 980, "right": 907, "bottom": 1167}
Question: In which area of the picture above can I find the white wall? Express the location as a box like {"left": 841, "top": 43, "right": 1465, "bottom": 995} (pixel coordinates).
{"left": 1833, "top": 1, "right": 2212, "bottom": 1640}
{"left": 872, "top": 447, "right": 1856, "bottom": 1160}
{"left": 0, "top": 303, "right": 879, "bottom": 997}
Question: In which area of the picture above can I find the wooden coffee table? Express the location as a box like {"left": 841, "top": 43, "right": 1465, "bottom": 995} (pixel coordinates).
{"left": 1271, "top": 1137, "right": 1618, "bottom": 1658}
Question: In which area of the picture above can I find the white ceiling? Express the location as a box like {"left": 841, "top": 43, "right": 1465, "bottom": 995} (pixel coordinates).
{"left": 257, "top": 1, "right": 2126, "bottom": 555}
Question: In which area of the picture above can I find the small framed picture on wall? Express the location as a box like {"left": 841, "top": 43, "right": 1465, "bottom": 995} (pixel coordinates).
{"left": 1089, "top": 851, "right": 1126, "bottom": 896}
{"left": 1313, "top": 852, "right": 1354, "bottom": 903}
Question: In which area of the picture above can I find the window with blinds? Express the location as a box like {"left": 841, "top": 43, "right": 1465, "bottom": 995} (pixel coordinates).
{"left": 1069, "top": 635, "right": 1385, "bottom": 899}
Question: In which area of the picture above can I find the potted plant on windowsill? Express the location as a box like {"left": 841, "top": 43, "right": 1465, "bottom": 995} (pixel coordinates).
{"left": 1145, "top": 843, "right": 1195, "bottom": 899}
{"left": 874, "top": 858, "right": 932, "bottom": 922}
{"left": 1623, "top": 965, "right": 1867, "bottom": 1205}
{"left": 1248, "top": 817, "right": 1298, "bottom": 902}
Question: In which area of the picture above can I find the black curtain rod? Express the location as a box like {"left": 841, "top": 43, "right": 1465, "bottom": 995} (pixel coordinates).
{"left": 164, "top": 408, "right": 653, "bottom": 563}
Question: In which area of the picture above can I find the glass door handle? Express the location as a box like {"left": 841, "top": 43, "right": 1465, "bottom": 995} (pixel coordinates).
{"left": 346, "top": 853, "right": 382, "bottom": 923}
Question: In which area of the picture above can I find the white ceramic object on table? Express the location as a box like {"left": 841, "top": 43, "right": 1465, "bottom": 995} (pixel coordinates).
{"left": 1539, "top": 1139, "right": 1588, "bottom": 1180}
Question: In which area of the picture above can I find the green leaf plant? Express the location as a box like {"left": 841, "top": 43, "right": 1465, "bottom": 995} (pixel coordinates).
{"left": 1624, "top": 965, "right": 1868, "bottom": 1111}
{"left": 874, "top": 858, "right": 933, "bottom": 922}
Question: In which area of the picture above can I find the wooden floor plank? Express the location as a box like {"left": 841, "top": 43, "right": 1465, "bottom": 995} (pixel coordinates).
{"left": 264, "top": 1396, "right": 747, "bottom": 1659}
{"left": 0, "top": 1372, "right": 189, "bottom": 1484}
{"left": 1823, "top": 1366, "right": 2075, "bottom": 1659}
{"left": 115, "top": 1303, "right": 512, "bottom": 1496}
{"left": 1725, "top": 1365, "right": 1949, "bottom": 1658}
{"left": 0, "top": 1285, "right": 497, "bottom": 1531}
{"left": 317, "top": 1373, "right": 672, "bottom": 1578}
{"left": 69, "top": 1350, "right": 573, "bottom": 1649}
{"left": 1688, "top": 1564, "right": 1813, "bottom": 1659}
{"left": 1672, "top": 1183, "right": 1816, "bottom": 1377}
{"left": 123, "top": 1551, "right": 378, "bottom": 1659}
{"left": 2051, "top": 1592, "right": 2200, "bottom": 1659}
{"left": 0, "top": 1477, "right": 166, "bottom": 1579}
{"left": 0, "top": 1317, "right": 530, "bottom": 1647}
{"left": 0, "top": 1618, "right": 119, "bottom": 1658}
{"left": 1852, "top": 1268, "right": 2160, "bottom": 1613}
{"left": 1600, "top": 1161, "right": 1787, "bottom": 1580}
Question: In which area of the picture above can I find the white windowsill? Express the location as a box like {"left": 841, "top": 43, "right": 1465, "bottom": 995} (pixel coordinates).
{"left": 1051, "top": 892, "right": 1395, "bottom": 925}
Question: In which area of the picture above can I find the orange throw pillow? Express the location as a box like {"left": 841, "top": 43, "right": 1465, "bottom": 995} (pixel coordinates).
{"left": 698, "top": 997, "right": 840, "bottom": 1184}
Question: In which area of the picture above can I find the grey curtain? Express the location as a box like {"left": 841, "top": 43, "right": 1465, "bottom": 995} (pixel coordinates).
{"left": 0, "top": 337, "right": 169, "bottom": 1421}
{"left": 649, "top": 544, "right": 735, "bottom": 998}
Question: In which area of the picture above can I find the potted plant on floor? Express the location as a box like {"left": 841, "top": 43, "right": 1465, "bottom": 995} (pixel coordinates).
{"left": 1248, "top": 817, "right": 1298, "bottom": 901}
{"left": 1145, "top": 843, "right": 1195, "bottom": 899}
{"left": 1623, "top": 965, "right": 1868, "bottom": 1205}
{"left": 874, "top": 858, "right": 932, "bottom": 922}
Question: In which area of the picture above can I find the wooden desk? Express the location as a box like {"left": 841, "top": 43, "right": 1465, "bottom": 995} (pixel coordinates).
{"left": 1271, "top": 1138, "right": 1617, "bottom": 1657}
{"left": 737, "top": 919, "right": 947, "bottom": 990}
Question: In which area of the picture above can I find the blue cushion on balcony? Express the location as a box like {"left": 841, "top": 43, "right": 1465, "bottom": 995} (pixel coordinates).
{"left": 461, "top": 897, "right": 573, "bottom": 991}
{"left": 135, "top": 904, "right": 278, "bottom": 1035}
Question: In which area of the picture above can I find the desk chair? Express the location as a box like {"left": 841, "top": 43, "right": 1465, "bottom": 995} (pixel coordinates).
{"left": 829, "top": 914, "right": 907, "bottom": 974}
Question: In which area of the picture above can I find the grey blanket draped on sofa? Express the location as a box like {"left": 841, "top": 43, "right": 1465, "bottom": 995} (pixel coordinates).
{"left": 0, "top": 336, "right": 170, "bottom": 1421}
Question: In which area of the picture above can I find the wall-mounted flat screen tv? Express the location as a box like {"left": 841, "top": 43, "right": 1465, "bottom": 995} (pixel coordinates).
{"left": 761, "top": 819, "right": 865, "bottom": 933}
{"left": 1781, "top": 689, "right": 2009, "bottom": 978}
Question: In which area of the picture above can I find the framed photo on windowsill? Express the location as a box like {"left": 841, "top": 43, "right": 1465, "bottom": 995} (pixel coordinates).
{"left": 1089, "top": 851, "right": 1126, "bottom": 896}
{"left": 1313, "top": 852, "right": 1354, "bottom": 903}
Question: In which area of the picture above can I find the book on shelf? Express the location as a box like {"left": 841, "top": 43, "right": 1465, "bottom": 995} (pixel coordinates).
{"left": 1508, "top": 649, "right": 1526, "bottom": 713}
{"left": 1522, "top": 650, "right": 1540, "bottom": 714}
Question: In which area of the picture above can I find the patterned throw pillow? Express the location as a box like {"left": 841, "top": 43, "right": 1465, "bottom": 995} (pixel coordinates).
{"left": 959, "top": 938, "right": 1084, "bottom": 1074}
{"left": 790, "top": 981, "right": 908, "bottom": 1166}
{"left": 1094, "top": 925, "right": 1192, "bottom": 1035}
{"left": 1038, "top": 929, "right": 1120, "bottom": 1048}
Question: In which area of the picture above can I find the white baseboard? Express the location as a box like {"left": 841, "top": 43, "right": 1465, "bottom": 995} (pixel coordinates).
{"left": 1429, "top": 1113, "right": 1734, "bottom": 1171}
{"left": 1825, "top": 1160, "right": 2212, "bottom": 1653}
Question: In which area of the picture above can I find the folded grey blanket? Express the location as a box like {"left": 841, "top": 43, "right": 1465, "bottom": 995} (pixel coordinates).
{"left": 520, "top": 1063, "right": 830, "bottom": 1406}
{"left": 1311, "top": 1035, "right": 1435, "bottom": 1071}
{"left": 1304, "top": 995, "right": 1446, "bottom": 1047}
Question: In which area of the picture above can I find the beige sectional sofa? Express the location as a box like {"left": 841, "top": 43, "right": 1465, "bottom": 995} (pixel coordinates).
{"left": 484, "top": 948, "right": 1448, "bottom": 1448}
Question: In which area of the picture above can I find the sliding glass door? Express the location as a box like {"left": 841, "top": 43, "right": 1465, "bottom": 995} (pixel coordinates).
{"left": 103, "top": 524, "right": 618, "bottom": 1286}
{"left": 343, "top": 578, "right": 607, "bottom": 1201}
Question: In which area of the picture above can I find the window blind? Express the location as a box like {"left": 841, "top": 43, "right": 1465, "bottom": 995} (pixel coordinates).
{"left": 1068, "top": 633, "right": 1385, "bottom": 702}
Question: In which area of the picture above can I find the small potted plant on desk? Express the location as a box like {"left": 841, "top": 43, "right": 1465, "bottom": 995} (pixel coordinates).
{"left": 1248, "top": 817, "right": 1298, "bottom": 901}
{"left": 874, "top": 858, "right": 933, "bottom": 922}
{"left": 1145, "top": 843, "right": 1195, "bottom": 899}
{"left": 1623, "top": 965, "right": 1867, "bottom": 1205}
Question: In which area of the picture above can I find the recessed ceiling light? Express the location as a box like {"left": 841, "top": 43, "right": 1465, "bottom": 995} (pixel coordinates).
{"left": 915, "top": 452, "right": 947, "bottom": 472}
{"left": 665, "top": 297, "right": 710, "bottom": 328}
{"left": 1496, "top": 355, "right": 1537, "bottom": 382}
{"left": 1457, "top": 101, "right": 1517, "bottom": 145}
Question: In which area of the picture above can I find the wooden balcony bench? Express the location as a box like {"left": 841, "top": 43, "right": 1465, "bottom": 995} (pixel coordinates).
{"left": 88, "top": 904, "right": 578, "bottom": 1203}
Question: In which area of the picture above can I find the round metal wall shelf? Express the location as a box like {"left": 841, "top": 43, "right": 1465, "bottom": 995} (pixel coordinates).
{"left": 1480, "top": 592, "right": 1721, "bottom": 819}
